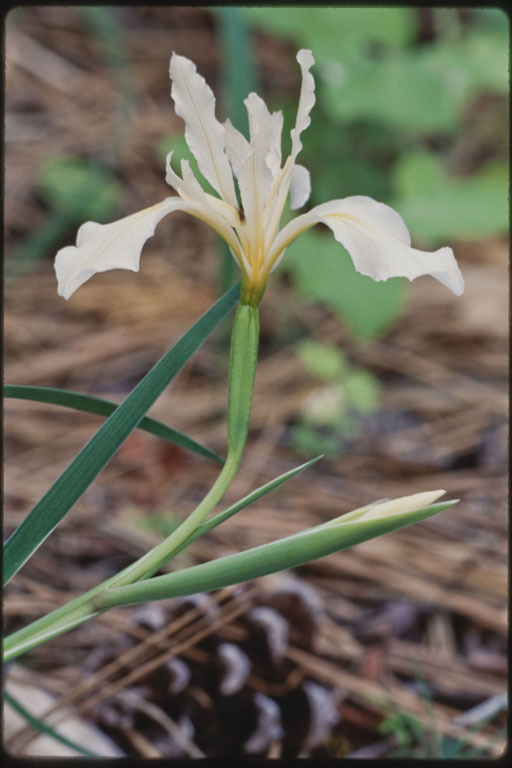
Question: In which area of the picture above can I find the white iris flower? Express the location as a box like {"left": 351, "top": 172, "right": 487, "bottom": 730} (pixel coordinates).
{"left": 55, "top": 50, "right": 464, "bottom": 305}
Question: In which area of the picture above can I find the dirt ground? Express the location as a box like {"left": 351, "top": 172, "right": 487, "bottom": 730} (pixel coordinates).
{"left": 3, "top": 6, "right": 508, "bottom": 759}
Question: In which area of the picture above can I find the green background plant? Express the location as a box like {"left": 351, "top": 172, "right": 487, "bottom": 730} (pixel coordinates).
{"left": 243, "top": 6, "right": 508, "bottom": 340}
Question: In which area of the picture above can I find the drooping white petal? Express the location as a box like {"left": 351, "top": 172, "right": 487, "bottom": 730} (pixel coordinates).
{"left": 317, "top": 196, "right": 464, "bottom": 295}
{"left": 319, "top": 195, "right": 412, "bottom": 245}
{"left": 169, "top": 53, "right": 237, "bottom": 207}
{"left": 267, "top": 195, "right": 464, "bottom": 296}
{"left": 290, "top": 49, "right": 316, "bottom": 160}
{"left": 289, "top": 163, "right": 311, "bottom": 209}
{"left": 55, "top": 199, "right": 189, "bottom": 299}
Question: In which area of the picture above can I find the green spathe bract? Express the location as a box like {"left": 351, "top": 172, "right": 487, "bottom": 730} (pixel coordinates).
{"left": 96, "top": 499, "right": 456, "bottom": 610}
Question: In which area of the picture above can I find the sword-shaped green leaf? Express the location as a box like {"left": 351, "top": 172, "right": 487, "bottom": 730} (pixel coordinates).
{"left": 3, "top": 283, "right": 240, "bottom": 585}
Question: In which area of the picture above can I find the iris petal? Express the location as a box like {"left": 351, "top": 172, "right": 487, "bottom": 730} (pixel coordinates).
{"left": 289, "top": 164, "right": 311, "bottom": 210}
{"left": 55, "top": 199, "right": 188, "bottom": 300}
{"left": 267, "top": 195, "right": 464, "bottom": 296}
{"left": 170, "top": 53, "right": 237, "bottom": 207}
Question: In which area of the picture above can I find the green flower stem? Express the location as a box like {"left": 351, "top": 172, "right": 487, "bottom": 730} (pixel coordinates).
{"left": 103, "top": 450, "right": 241, "bottom": 585}
{"left": 227, "top": 303, "right": 259, "bottom": 458}
{"left": 3, "top": 303, "right": 260, "bottom": 662}
{"left": 109, "top": 303, "right": 260, "bottom": 584}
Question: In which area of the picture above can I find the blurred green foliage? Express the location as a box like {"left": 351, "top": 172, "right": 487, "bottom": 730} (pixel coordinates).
{"left": 245, "top": 7, "right": 507, "bottom": 133}
{"left": 9, "top": 6, "right": 132, "bottom": 279}
{"left": 393, "top": 152, "right": 508, "bottom": 243}
{"left": 287, "top": 230, "right": 406, "bottom": 339}
{"left": 292, "top": 340, "right": 380, "bottom": 456}
{"left": 8, "top": 157, "right": 121, "bottom": 279}
{"left": 11, "top": 7, "right": 506, "bottom": 341}
{"left": 81, "top": 5, "right": 137, "bottom": 149}
{"left": 216, "top": 7, "right": 257, "bottom": 136}
{"left": 39, "top": 157, "right": 122, "bottom": 221}
{"left": 244, "top": 6, "right": 508, "bottom": 339}
{"left": 378, "top": 682, "right": 506, "bottom": 759}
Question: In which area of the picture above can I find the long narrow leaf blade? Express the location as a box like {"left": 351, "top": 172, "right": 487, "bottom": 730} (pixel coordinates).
{"left": 3, "top": 283, "right": 240, "bottom": 585}
{"left": 97, "top": 497, "right": 457, "bottom": 609}
{"left": 3, "top": 385, "right": 223, "bottom": 465}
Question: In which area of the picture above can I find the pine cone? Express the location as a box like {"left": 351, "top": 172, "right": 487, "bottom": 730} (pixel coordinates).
{"left": 88, "top": 576, "right": 340, "bottom": 757}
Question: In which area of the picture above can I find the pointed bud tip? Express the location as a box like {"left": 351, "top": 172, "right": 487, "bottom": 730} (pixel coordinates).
{"left": 358, "top": 489, "right": 447, "bottom": 521}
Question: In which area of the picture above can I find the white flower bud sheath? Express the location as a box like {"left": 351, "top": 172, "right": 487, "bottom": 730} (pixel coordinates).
{"left": 55, "top": 50, "right": 464, "bottom": 305}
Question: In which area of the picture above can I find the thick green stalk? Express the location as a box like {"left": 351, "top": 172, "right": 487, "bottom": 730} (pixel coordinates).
{"left": 227, "top": 303, "right": 259, "bottom": 458}
{"left": 4, "top": 303, "right": 260, "bottom": 662}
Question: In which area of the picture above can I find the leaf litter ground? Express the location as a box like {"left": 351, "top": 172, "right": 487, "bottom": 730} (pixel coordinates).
{"left": 4, "top": 6, "right": 508, "bottom": 759}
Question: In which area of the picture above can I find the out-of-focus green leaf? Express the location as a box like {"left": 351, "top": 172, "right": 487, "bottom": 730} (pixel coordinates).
{"left": 244, "top": 7, "right": 414, "bottom": 60}
{"left": 323, "top": 21, "right": 509, "bottom": 133}
{"left": 301, "top": 117, "right": 399, "bottom": 206}
{"left": 81, "top": 6, "right": 136, "bottom": 120}
{"left": 284, "top": 230, "right": 406, "bottom": 340}
{"left": 8, "top": 157, "right": 122, "bottom": 279}
{"left": 293, "top": 340, "right": 381, "bottom": 456}
{"left": 344, "top": 369, "right": 380, "bottom": 414}
{"left": 393, "top": 151, "right": 509, "bottom": 244}
{"left": 322, "top": 53, "right": 461, "bottom": 134}
{"left": 39, "top": 157, "right": 121, "bottom": 220}
{"left": 291, "top": 421, "right": 343, "bottom": 458}
{"left": 217, "top": 7, "right": 257, "bottom": 136}
{"left": 296, "top": 340, "right": 347, "bottom": 381}
{"left": 246, "top": 7, "right": 507, "bottom": 135}
{"left": 419, "top": 28, "right": 509, "bottom": 97}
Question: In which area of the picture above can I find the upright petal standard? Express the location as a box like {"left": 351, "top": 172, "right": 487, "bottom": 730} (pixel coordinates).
{"left": 55, "top": 50, "right": 464, "bottom": 305}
